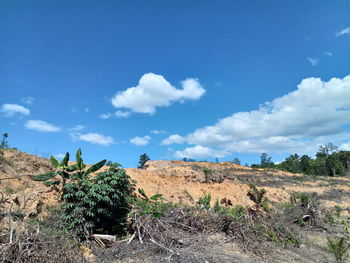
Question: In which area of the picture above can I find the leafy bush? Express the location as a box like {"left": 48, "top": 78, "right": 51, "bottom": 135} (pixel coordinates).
{"left": 32, "top": 149, "right": 134, "bottom": 238}
{"left": 62, "top": 165, "right": 134, "bottom": 237}
{"left": 227, "top": 205, "right": 245, "bottom": 220}
{"left": 327, "top": 236, "right": 349, "bottom": 262}
{"left": 132, "top": 189, "right": 174, "bottom": 218}
{"left": 197, "top": 193, "right": 211, "bottom": 210}
{"left": 247, "top": 184, "right": 269, "bottom": 211}
{"left": 290, "top": 192, "right": 311, "bottom": 207}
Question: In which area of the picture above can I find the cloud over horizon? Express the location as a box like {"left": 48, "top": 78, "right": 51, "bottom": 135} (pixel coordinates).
{"left": 172, "top": 74, "right": 350, "bottom": 158}
{"left": 111, "top": 73, "right": 206, "bottom": 115}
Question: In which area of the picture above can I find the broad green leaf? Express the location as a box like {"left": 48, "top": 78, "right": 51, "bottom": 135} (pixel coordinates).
{"left": 138, "top": 188, "right": 148, "bottom": 200}
{"left": 66, "top": 164, "right": 79, "bottom": 172}
{"left": 150, "top": 194, "right": 162, "bottom": 201}
{"left": 58, "top": 170, "right": 70, "bottom": 179}
{"left": 32, "top": 172, "right": 56, "bottom": 181}
{"left": 59, "top": 152, "right": 69, "bottom": 167}
{"left": 49, "top": 156, "right": 59, "bottom": 168}
{"left": 85, "top": 159, "right": 106, "bottom": 175}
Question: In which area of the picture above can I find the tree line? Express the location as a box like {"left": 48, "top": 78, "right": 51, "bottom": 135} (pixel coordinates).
{"left": 251, "top": 143, "right": 350, "bottom": 177}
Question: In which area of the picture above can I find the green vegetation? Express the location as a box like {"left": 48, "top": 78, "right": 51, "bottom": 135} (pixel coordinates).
{"left": 197, "top": 193, "right": 211, "bottom": 210}
{"left": 0, "top": 133, "right": 8, "bottom": 149}
{"left": 31, "top": 149, "right": 106, "bottom": 190}
{"left": 327, "top": 236, "right": 349, "bottom": 262}
{"left": 247, "top": 184, "right": 269, "bottom": 211}
{"left": 138, "top": 153, "right": 150, "bottom": 168}
{"left": 62, "top": 165, "right": 134, "bottom": 237}
{"left": 32, "top": 149, "right": 134, "bottom": 238}
{"left": 132, "top": 188, "right": 175, "bottom": 218}
{"left": 251, "top": 143, "right": 350, "bottom": 177}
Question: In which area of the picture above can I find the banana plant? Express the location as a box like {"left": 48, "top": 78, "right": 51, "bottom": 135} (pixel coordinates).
{"left": 32, "top": 148, "right": 106, "bottom": 188}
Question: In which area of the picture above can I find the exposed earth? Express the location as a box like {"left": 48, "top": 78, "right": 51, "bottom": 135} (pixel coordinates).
{"left": 0, "top": 149, "right": 349, "bottom": 262}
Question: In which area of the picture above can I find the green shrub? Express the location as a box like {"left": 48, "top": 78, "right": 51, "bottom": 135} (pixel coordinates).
{"left": 327, "top": 236, "right": 349, "bottom": 262}
{"left": 197, "top": 193, "right": 211, "bottom": 210}
{"left": 32, "top": 149, "right": 134, "bottom": 238}
{"left": 290, "top": 192, "right": 311, "bottom": 207}
{"left": 62, "top": 166, "right": 134, "bottom": 237}
{"left": 247, "top": 184, "right": 269, "bottom": 211}
{"left": 227, "top": 205, "right": 245, "bottom": 220}
{"left": 132, "top": 188, "right": 174, "bottom": 218}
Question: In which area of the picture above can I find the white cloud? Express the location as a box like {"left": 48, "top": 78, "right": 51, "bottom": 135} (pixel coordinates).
{"left": 71, "top": 132, "right": 114, "bottom": 146}
{"left": 151, "top": 129, "right": 166, "bottom": 134}
{"left": 20, "top": 97, "right": 35, "bottom": 105}
{"left": 130, "top": 135, "right": 151, "bottom": 146}
{"left": 25, "top": 120, "right": 61, "bottom": 132}
{"left": 170, "top": 74, "right": 350, "bottom": 156}
{"left": 1, "top": 104, "right": 30, "bottom": 117}
{"left": 339, "top": 142, "right": 350, "bottom": 151}
{"left": 69, "top": 125, "right": 85, "bottom": 132}
{"left": 307, "top": 57, "right": 318, "bottom": 66}
{"left": 111, "top": 73, "right": 206, "bottom": 114}
{"left": 336, "top": 26, "right": 350, "bottom": 37}
{"left": 175, "top": 145, "right": 230, "bottom": 159}
{"left": 161, "top": 134, "right": 186, "bottom": 145}
{"left": 324, "top": 51, "right": 333, "bottom": 57}
{"left": 99, "top": 113, "right": 113, "bottom": 119}
{"left": 115, "top": 110, "right": 131, "bottom": 118}
{"left": 99, "top": 111, "right": 132, "bottom": 119}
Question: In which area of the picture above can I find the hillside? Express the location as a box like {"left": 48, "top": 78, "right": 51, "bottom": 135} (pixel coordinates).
{"left": 0, "top": 149, "right": 350, "bottom": 262}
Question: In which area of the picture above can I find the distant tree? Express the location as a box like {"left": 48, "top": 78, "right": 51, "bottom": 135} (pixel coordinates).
{"left": 317, "top": 143, "right": 338, "bottom": 158}
{"left": 182, "top": 158, "right": 188, "bottom": 162}
{"left": 215, "top": 158, "right": 219, "bottom": 163}
{"left": 233, "top": 157, "right": 241, "bottom": 165}
{"left": 300, "top": 155, "right": 312, "bottom": 174}
{"left": 260, "top": 153, "right": 274, "bottom": 168}
{"left": 278, "top": 154, "right": 300, "bottom": 173}
{"left": 138, "top": 153, "right": 150, "bottom": 169}
{"left": 1, "top": 133, "right": 8, "bottom": 149}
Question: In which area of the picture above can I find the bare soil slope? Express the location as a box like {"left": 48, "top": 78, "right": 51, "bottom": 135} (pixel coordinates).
{"left": 1, "top": 149, "right": 350, "bottom": 263}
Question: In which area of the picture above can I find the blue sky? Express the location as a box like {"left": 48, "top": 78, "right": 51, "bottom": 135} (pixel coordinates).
{"left": 1, "top": 0, "right": 350, "bottom": 167}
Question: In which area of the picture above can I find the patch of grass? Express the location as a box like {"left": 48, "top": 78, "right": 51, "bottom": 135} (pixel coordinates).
{"left": 327, "top": 236, "right": 349, "bottom": 263}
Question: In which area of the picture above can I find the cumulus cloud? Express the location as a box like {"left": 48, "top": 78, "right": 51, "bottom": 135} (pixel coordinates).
{"left": 307, "top": 57, "right": 318, "bottom": 66}
{"left": 336, "top": 26, "right": 350, "bottom": 37}
{"left": 111, "top": 73, "right": 206, "bottom": 115}
{"left": 130, "top": 135, "right": 151, "bottom": 146}
{"left": 25, "top": 120, "right": 61, "bottom": 132}
{"left": 175, "top": 145, "right": 230, "bottom": 159}
{"left": 1, "top": 104, "right": 30, "bottom": 117}
{"left": 70, "top": 132, "right": 114, "bottom": 146}
{"left": 168, "top": 74, "right": 350, "bottom": 156}
{"left": 161, "top": 134, "right": 186, "bottom": 145}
